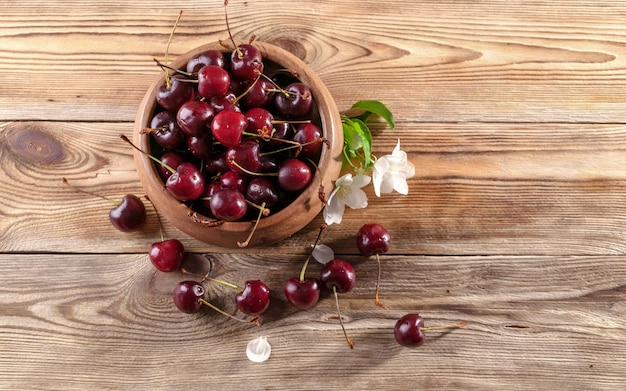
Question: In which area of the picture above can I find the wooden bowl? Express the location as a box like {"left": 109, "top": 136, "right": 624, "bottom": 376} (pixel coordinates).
{"left": 133, "top": 41, "right": 343, "bottom": 248}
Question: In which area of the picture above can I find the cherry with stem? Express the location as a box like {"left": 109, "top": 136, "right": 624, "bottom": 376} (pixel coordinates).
{"left": 357, "top": 223, "right": 392, "bottom": 310}
{"left": 62, "top": 177, "right": 146, "bottom": 232}
{"left": 181, "top": 268, "right": 271, "bottom": 316}
{"left": 320, "top": 259, "right": 357, "bottom": 349}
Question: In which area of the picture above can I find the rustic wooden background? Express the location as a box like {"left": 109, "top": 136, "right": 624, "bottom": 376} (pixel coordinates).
{"left": 1, "top": 0, "right": 626, "bottom": 390}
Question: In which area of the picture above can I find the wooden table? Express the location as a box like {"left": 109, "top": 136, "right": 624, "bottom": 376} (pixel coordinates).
{"left": 2, "top": 1, "right": 625, "bottom": 389}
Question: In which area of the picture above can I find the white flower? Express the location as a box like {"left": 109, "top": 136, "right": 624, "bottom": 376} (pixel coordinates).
{"left": 312, "top": 244, "right": 334, "bottom": 264}
{"left": 372, "top": 139, "right": 415, "bottom": 197}
{"left": 246, "top": 336, "right": 271, "bottom": 363}
{"left": 323, "top": 173, "right": 371, "bottom": 225}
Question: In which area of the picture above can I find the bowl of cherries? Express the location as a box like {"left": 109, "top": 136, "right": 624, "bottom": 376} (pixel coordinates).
{"left": 131, "top": 39, "right": 343, "bottom": 248}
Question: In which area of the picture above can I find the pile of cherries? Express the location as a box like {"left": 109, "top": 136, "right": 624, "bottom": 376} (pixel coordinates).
{"left": 144, "top": 39, "right": 324, "bottom": 228}
{"left": 69, "top": 179, "right": 465, "bottom": 348}
{"left": 76, "top": 5, "right": 466, "bottom": 350}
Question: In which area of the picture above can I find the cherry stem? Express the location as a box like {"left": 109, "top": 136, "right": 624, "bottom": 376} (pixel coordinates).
{"left": 62, "top": 177, "right": 117, "bottom": 205}
{"left": 227, "top": 158, "right": 276, "bottom": 177}
{"left": 120, "top": 134, "right": 176, "bottom": 174}
{"left": 237, "top": 202, "right": 267, "bottom": 248}
{"left": 164, "top": 10, "right": 184, "bottom": 88}
{"left": 154, "top": 59, "right": 194, "bottom": 77}
{"left": 298, "top": 223, "right": 327, "bottom": 282}
{"left": 181, "top": 268, "right": 243, "bottom": 291}
{"left": 333, "top": 285, "right": 354, "bottom": 349}
{"left": 374, "top": 253, "right": 389, "bottom": 310}
{"left": 223, "top": 0, "right": 243, "bottom": 58}
{"left": 422, "top": 321, "right": 467, "bottom": 331}
{"left": 231, "top": 75, "right": 261, "bottom": 105}
{"left": 198, "top": 298, "right": 260, "bottom": 326}
{"left": 258, "top": 137, "right": 326, "bottom": 158}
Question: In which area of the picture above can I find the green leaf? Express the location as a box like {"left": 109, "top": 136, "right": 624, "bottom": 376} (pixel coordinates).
{"left": 342, "top": 117, "right": 373, "bottom": 169}
{"left": 350, "top": 100, "right": 395, "bottom": 130}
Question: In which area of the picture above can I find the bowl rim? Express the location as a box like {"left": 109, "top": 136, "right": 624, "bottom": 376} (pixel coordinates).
{"left": 133, "top": 41, "right": 343, "bottom": 247}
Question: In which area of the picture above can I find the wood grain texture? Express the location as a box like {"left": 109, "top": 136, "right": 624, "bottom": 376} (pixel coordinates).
{"left": 2, "top": 1, "right": 626, "bottom": 122}
{"left": 0, "top": 254, "right": 625, "bottom": 390}
{"left": 1, "top": 0, "right": 626, "bottom": 389}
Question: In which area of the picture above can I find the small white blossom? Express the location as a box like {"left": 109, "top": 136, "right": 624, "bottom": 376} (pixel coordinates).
{"left": 246, "top": 336, "right": 271, "bottom": 363}
{"left": 323, "top": 173, "right": 371, "bottom": 225}
{"left": 312, "top": 244, "right": 334, "bottom": 264}
{"left": 372, "top": 139, "right": 415, "bottom": 197}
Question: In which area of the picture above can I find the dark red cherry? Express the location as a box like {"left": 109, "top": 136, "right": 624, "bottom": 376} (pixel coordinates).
{"left": 165, "top": 162, "right": 205, "bottom": 201}
{"left": 197, "top": 65, "right": 231, "bottom": 98}
{"left": 293, "top": 123, "right": 322, "bottom": 159}
{"left": 205, "top": 151, "right": 229, "bottom": 176}
{"left": 245, "top": 178, "right": 279, "bottom": 207}
{"left": 156, "top": 151, "right": 186, "bottom": 181}
{"left": 109, "top": 194, "right": 147, "bottom": 232}
{"left": 226, "top": 139, "right": 262, "bottom": 176}
{"left": 356, "top": 223, "right": 391, "bottom": 257}
{"left": 278, "top": 159, "right": 312, "bottom": 192}
{"left": 149, "top": 238, "right": 184, "bottom": 272}
{"left": 186, "top": 49, "right": 225, "bottom": 73}
{"left": 274, "top": 82, "right": 312, "bottom": 118}
{"left": 149, "top": 111, "right": 186, "bottom": 149}
{"left": 320, "top": 259, "right": 356, "bottom": 293}
{"left": 220, "top": 170, "right": 247, "bottom": 193}
{"left": 209, "top": 92, "right": 241, "bottom": 114}
{"left": 241, "top": 78, "right": 275, "bottom": 109}
{"left": 230, "top": 44, "right": 263, "bottom": 80}
{"left": 235, "top": 280, "right": 271, "bottom": 315}
{"left": 156, "top": 76, "right": 194, "bottom": 113}
{"left": 245, "top": 108, "right": 274, "bottom": 137}
{"left": 186, "top": 132, "right": 214, "bottom": 160}
{"left": 394, "top": 313, "right": 425, "bottom": 347}
{"left": 284, "top": 277, "right": 320, "bottom": 310}
{"left": 176, "top": 100, "right": 214, "bottom": 136}
{"left": 173, "top": 280, "right": 205, "bottom": 313}
{"left": 211, "top": 109, "right": 247, "bottom": 148}
{"left": 209, "top": 188, "right": 247, "bottom": 221}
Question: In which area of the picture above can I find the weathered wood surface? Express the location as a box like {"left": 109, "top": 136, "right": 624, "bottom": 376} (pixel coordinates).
{"left": 1, "top": 1, "right": 626, "bottom": 390}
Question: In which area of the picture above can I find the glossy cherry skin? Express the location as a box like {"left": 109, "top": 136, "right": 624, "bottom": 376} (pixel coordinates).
{"left": 186, "top": 49, "right": 225, "bottom": 73}
{"left": 235, "top": 280, "right": 271, "bottom": 315}
{"left": 277, "top": 159, "right": 312, "bottom": 192}
{"left": 274, "top": 82, "right": 312, "bottom": 118}
{"left": 284, "top": 277, "right": 320, "bottom": 309}
{"left": 211, "top": 109, "right": 247, "bottom": 148}
{"left": 226, "top": 139, "right": 262, "bottom": 176}
{"left": 173, "top": 280, "right": 205, "bottom": 313}
{"left": 320, "top": 259, "right": 356, "bottom": 293}
{"left": 165, "top": 162, "right": 205, "bottom": 201}
{"left": 245, "top": 178, "right": 279, "bottom": 207}
{"left": 356, "top": 223, "right": 391, "bottom": 257}
{"left": 209, "top": 188, "right": 247, "bottom": 221}
{"left": 394, "top": 313, "right": 425, "bottom": 347}
{"left": 149, "top": 238, "right": 184, "bottom": 272}
{"left": 230, "top": 44, "right": 264, "bottom": 80}
{"left": 197, "top": 65, "right": 231, "bottom": 98}
{"left": 293, "top": 123, "right": 322, "bottom": 159}
{"left": 149, "top": 111, "right": 186, "bottom": 149}
{"left": 156, "top": 77, "right": 194, "bottom": 113}
{"left": 109, "top": 194, "right": 147, "bottom": 232}
{"left": 176, "top": 100, "right": 214, "bottom": 136}
{"left": 156, "top": 151, "right": 185, "bottom": 182}
{"left": 219, "top": 170, "right": 247, "bottom": 194}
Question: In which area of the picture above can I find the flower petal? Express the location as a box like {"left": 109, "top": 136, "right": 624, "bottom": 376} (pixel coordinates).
{"left": 312, "top": 244, "right": 334, "bottom": 264}
{"left": 323, "top": 194, "right": 346, "bottom": 225}
{"left": 343, "top": 187, "right": 368, "bottom": 209}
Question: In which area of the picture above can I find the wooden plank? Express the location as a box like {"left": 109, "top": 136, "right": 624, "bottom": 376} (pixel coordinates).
{"left": 2, "top": 121, "right": 626, "bottom": 255}
{"left": 1, "top": 1, "right": 626, "bottom": 122}
{"left": 0, "top": 253, "right": 624, "bottom": 390}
